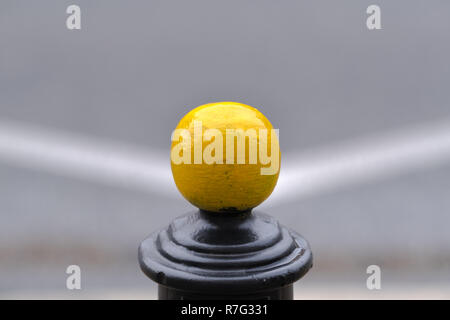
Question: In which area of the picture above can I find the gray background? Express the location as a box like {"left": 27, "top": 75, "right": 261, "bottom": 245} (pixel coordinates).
{"left": 1, "top": 1, "right": 449, "bottom": 298}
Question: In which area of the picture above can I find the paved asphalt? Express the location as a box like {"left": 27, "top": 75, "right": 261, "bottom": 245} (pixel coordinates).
{"left": 1, "top": 1, "right": 449, "bottom": 297}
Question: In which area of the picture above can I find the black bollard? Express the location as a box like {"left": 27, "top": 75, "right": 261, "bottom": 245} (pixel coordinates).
{"left": 139, "top": 102, "right": 313, "bottom": 300}
{"left": 139, "top": 210, "right": 312, "bottom": 300}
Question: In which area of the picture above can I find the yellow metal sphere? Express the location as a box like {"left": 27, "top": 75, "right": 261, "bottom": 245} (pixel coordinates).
{"left": 170, "top": 102, "right": 280, "bottom": 213}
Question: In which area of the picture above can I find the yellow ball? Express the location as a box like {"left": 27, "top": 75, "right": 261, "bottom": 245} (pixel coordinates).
{"left": 170, "top": 102, "right": 280, "bottom": 213}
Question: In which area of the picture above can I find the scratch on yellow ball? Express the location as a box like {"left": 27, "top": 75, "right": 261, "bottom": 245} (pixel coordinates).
{"left": 171, "top": 102, "right": 280, "bottom": 213}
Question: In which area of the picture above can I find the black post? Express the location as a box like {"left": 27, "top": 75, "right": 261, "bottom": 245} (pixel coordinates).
{"left": 139, "top": 210, "right": 312, "bottom": 300}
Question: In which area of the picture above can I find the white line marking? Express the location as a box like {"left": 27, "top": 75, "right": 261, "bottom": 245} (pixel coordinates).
{"left": 1, "top": 119, "right": 449, "bottom": 206}
{"left": 0, "top": 120, "right": 177, "bottom": 197}
{"left": 265, "top": 120, "right": 450, "bottom": 207}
